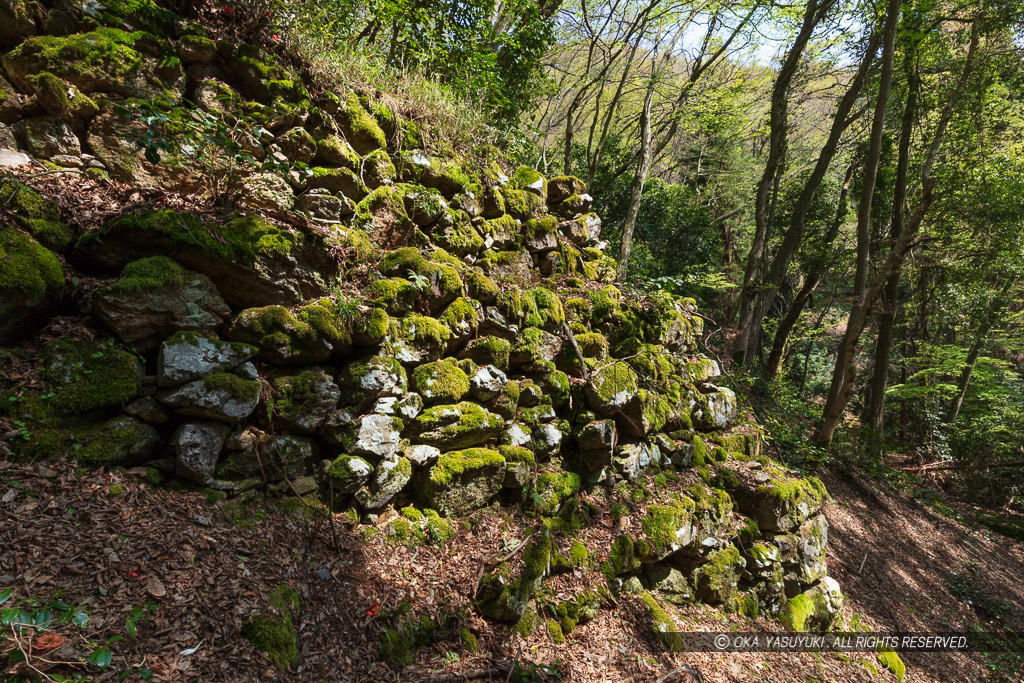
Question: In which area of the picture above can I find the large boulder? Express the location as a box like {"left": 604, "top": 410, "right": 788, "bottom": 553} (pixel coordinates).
{"left": 73, "top": 416, "right": 160, "bottom": 467}
{"left": 227, "top": 306, "right": 333, "bottom": 365}
{"left": 691, "top": 384, "right": 737, "bottom": 430}
{"left": 172, "top": 421, "right": 230, "bottom": 484}
{"left": 73, "top": 210, "right": 340, "bottom": 308}
{"left": 157, "top": 332, "right": 257, "bottom": 387}
{"left": 583, "top": 361, "right": 639, "bottom": 417}
{"left": 408, "top": 402, "right": 504, "bottom": 451}
{"left": 780, "top": 577, "right": 844, "bottom": 632}
{"left": 418, "top": 448, "right": 506, "bottom": 515}
{"left": 159, "top": 373, "right": 261, "bottom": 423}
{"left": 410, "top": 358, "right": 469, "bottom": 406}
{"left": 355, "top": 456, "right": 412, "bottom": 510}
{"left": 92, "top": 257, "right": 231, "bottom": 349}
{"left": 2, "top": 28, "right": 185, "bottom": 99}
{"left": 337, "top": 355, "right": 407, "bottom": 409}
{"left": 17, "top": 116, "right": 80, "bottom": 158}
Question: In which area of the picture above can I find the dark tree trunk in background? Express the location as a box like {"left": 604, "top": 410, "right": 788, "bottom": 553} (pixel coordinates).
{"left": 864, "top": 49, "right": 920, "bottom": 437}
{"left": 765, "top": 158, "right": 856, "bottom": 377}
{"left": 616, "top": 80, "right": 654, "bottom": 281}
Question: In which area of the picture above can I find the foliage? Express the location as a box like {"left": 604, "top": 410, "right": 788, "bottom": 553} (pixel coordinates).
{"left": 116, "top": 98, "right": 309, "bottom": 205}
{"left": 0, "top": 588, "right": 156, "bottom": 681}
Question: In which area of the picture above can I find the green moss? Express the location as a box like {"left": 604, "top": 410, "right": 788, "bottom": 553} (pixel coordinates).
{"left": 241, "top": 583, "right": 300, "bottom": 670}
{"left": 379, "top": 247, "right": 462, "bottom": 305}
{"left": 2, "top": 28, "right": 156, "bottom": 94}
{"left": 337, "top": 91, "right": 387, "bottom": 152}
{"left": 428, "top": 447, "right": 505, "bottom": 488}
{"left": 102, "top": 255, "right": 185, "bottom": 292}
{"left": 74, "top": 416, "right": 157, "bottom": 467}
{"left": 229, "top": 305, "right": 321, "bottom": 360}
{"left": 587, "top": 361, "right": 638, "bottom": 406}
{"left": 0, "top": 181, "right": 71, "bottom": 251}
{"left": 459, "top": 626, "right": 479, "bottom": 653}
{"left": 524, "top": 287, "right": 565, "bottom": 330}
{"left": 692, "top": 546, "right": 742, "bottom": 604}
{"left": 568, "top": 540, "right": 589, "bottom": 567}
{"left": 143, "top": 467, "right": 162, "bottom": 485}
{"left": 590, "top": 286, "right": 621, "bottom": 323}
{"left": 641, "top": 500, "right": 695, "bottom": 558}
{"left": 546, "top": 620, "right": 566, "bottom": 643}
{"left": 366, "top": 277, "right": 419, "bottom": 314}
{"left": 460, "top": 336, "right": 511, "bottom": 370}
{"left": 877, "top": 649, "right": 906, "bottom": 681}
{"left": 389, "top": 314, "right": 451, "bottom": 349}
{"left": 41, "top": 339, "right": 139, "bottom": 415}
{"left": 0, "top": 227, "right": 64, "bottom": 299}
{"left": 411, "top": 358, "right": 470, "bottom": 405}
{"left": 95, "top": 210, "right": 296, "bottom": 264}
{"left": 354, "top": 307, "right": 389, "bottom": 344}
{"left": 31, "top": 71, "right": 98, "bottom": 120}
{"left": 326, "top": 455, "right": 372, "bottom": 489}
{"left": 514, "top": 608, "right": 540, "bottom": 637}
{"left": 529, "top": 470, "right": 581, "bottom": 516}
{"left": 640, "top": 591, "right": 683, "bottom": 652}
{"left": 476, "top": 534, "right": 553, "bottom": 621}
{"left": 502, "top": 187, "right": 543, "bottom": 220}
{"left": 296, "top": 298, "right": 354, "bottom": 348}
{"left": 498, "top": 445, "right": 535, "bottom": 468}
{"left": 439, "top": 297, "right": 478, "bottom": 336}
{"left": 602, "top": 535, "right": 641, "bottom": 579}
{"left": 490, "top": 380, "right": 520, "bottom": 419}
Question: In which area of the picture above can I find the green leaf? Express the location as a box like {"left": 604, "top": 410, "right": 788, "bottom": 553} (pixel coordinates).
{"left": 89, "top": 647, "right": 113, "bottom": 669}
{"left": 0, "top": 588, "right": 12, "bottom": 605}
{"left": 72, "top": 611, "right": 89, "bottom": 627}
{"left": 126, "top": 617, "right": 137, "bottom": 638}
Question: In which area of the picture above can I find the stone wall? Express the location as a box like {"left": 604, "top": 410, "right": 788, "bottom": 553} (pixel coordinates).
{"left": 0, "top": 0, "right": 842, "bottom": 635}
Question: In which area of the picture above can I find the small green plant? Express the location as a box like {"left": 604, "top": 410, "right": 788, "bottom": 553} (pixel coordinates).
{"left": 407, "top": 270, "right": 431, "bottom": 292}
{"left": 0, "top": 588, "right": 157, "bottom": 680}
{"left": 116, "top": 98, "right": 310, "bottom": 206}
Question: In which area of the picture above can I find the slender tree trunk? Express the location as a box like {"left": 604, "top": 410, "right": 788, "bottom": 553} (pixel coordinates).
{"left": 864, "top": 50, "right": 921, "bottom": 435}
{"left": 734, "top": 0, "right": 828, "bottom": 362}
{"left": 740, "top": 29, "right": 881, "bottom": 365}
{"left": 946, "top": 323, "right": 991, "bottom": 424}
{"left": 616, "top": 79, "right": 655, "bottom": 281}
{"left": 765, "top": 158, "right": 856, "bottom": 376}
{"left": 821, "top": 0, "right": 904, "bottom": 439}
{"left": 814, "top": 18, "right": 981, "bottom": 444}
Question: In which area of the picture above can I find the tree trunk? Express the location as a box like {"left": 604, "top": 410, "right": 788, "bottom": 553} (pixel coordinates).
{"left": 821, "top": 0, "right": 903, "bottom": 439}
{"left": 734, "top": 0, "right": 827, "bottom": 363}
{"left": 739, "top": 28, "right": 880, "bottom": 365}
{"left": 814, "top": 18, "right": 981, "bottom": 444}
{"left": 765, "top": 158, "right": 857, "bottom": 377}
{"left": 864, "top": 49, "right": 921, "bottom": 435}
{"left": 616, "top": 79, "right": 655, "bottom": 282}
{"left": 946, "top": 323, "right": 991, "bottom": 424}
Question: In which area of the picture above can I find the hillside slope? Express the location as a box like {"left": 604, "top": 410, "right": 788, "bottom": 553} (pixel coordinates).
{"left": 0, "top": 2, "right": 1019, "bottom": 682}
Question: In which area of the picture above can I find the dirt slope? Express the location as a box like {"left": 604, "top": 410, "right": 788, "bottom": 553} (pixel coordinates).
{"left": 3, "top": 459, "right": 1020, "bottom": 682}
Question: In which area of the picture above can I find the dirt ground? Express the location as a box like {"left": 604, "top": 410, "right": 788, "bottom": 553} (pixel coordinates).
{"left": 2, "top": 458, "right": 1022, "bottom": 682}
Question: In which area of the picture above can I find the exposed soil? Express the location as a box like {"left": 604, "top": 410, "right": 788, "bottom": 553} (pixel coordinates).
{"left": 2, "top": 459, "right": 1021, "bottom": 682}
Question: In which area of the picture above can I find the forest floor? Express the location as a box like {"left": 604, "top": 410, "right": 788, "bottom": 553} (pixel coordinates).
{"left": 1, "top": 458, "right": 1022, "bottom": 683}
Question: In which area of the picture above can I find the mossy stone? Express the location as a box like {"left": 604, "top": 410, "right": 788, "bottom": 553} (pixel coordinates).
{"left": 241, "top": 583, "right": 300, "bottom": 670}
{"left": 0, "top": 179, "right": 71, "bottom": 251}
{"left": 419, "top": 447, "right": 506, "bottom": 515}
{"left": 335, "top": 91, "right": 387, "bottom": 154}
{"left": 411, "top": 358, "right": 470, "bottom": 405}
{"left": 74, "top": 415, "right": 160, "bottom": 467}
{"left": 41, "top": 338, "right": 140, "bottom": 415}
{"left": 228, "top": 305, "right": 332, "bottom": 365}
{"left": 0, "top": 226, "right": 64, "bottom": 342}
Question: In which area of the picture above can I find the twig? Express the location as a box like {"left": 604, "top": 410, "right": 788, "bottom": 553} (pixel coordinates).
{"left": 561, "top": 322, "right": 590, "bottom": 381}
{"left": 504, "top": 645, "right": 522, "bottom": 683}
